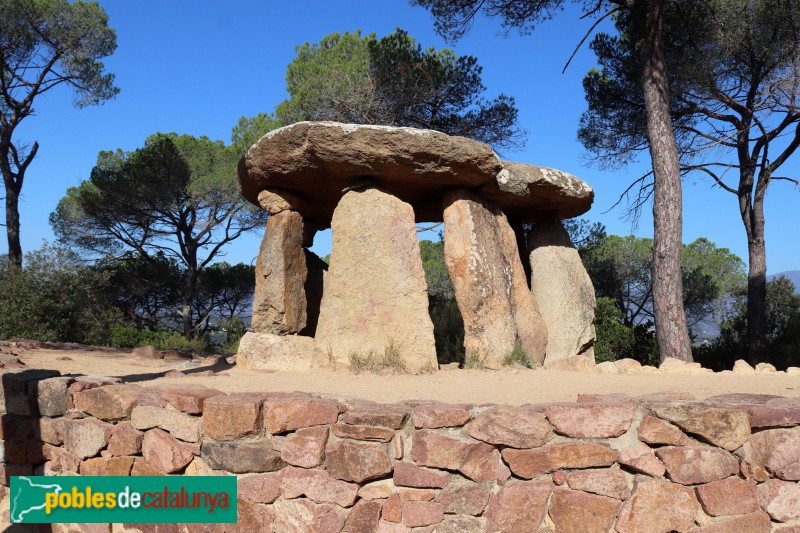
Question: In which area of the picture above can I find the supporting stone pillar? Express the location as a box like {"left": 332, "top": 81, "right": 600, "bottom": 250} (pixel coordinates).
{"left": 251, "top": 210, "right": 308, "bottom": 335}
{"left": 315, "top": 186, "right": 438, "bottom": 374}
{"left": 443, "top": 188, "right": 547, "bottom": 368}
{"left": 528, "top": 218, "right": 597, "bottom": 370}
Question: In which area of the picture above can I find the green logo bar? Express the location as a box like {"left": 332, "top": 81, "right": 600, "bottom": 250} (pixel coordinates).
{"left": 10, "top": 476, "right": 237, "bottom": 524}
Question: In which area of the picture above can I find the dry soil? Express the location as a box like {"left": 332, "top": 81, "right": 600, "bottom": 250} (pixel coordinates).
{"left": 17, "top": 348, "right": 800, "bottom": 405}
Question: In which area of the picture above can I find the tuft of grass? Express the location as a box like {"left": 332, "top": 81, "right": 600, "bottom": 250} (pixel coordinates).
{"left": 348, "top": 341, "right": 407, "bottom": 374}
{"left": 464, "top": 349, "right": 485, "bottom": 369}
{"left": 325, "top": 345, "right": 337, "bottom": 370}
{"left": 502, "top": 344, "right": 534, "bottom": 368}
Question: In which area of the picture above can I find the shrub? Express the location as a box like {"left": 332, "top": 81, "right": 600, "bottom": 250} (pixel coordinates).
{"left": 0, "top": 244, "right": 112, "bottom": 343}
{"left": 108, "top": 325, "right": 171, "bottom": 349}
{"left": 594, "top": 297, "right": 659, "bottom": 366}
{"left": 154, "top": 332, "right": 212, "bottom": 353}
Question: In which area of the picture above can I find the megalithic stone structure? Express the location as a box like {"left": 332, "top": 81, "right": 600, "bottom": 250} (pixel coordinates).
{"left": 236, "top": 121, "right": 597, "bottom": 372}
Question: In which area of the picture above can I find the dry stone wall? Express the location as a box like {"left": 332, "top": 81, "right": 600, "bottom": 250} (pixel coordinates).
{"left": 4, "top": 368, "right": 800, "bottom": 532}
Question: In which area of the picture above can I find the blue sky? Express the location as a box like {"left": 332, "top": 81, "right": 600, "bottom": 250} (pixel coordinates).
{"left": 8, "top": 0, "right": 799, "bottom": 273}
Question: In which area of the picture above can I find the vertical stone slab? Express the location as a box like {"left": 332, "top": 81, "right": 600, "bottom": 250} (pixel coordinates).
{"left": 252, "top": 210, "right": 307, "bottom": 334}
{"left": 315, "top": 187, "right": 437, "bottom": 373}
{"left": 528, "top": 219, "right": 596, "bottom": 368}
{"left": 442, "top": 188, "right": 547, "bottom": 368}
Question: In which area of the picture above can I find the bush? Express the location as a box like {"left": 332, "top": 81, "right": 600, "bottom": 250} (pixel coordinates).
{"left": 594, "top": 297, "right": 659, "bottom": 366}
{"left": 154, "top": 332, "right": 212, "bottom": 353}
{"left": 0, "top": 244, "right": 112, "bottom": 343}
{"left": 218, "top": 316, "right": 247, "bottom": 345}
{"left": 108, "top": 325, "right": 171, "bottom": 349}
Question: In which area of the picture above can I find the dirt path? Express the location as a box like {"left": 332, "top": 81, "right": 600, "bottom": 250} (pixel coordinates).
{"left": 17, "top": 348, "right": 800, "bottom": 404}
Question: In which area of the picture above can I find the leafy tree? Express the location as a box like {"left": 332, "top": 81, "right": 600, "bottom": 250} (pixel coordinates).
{"left": 0, "top": 0, "right": 118, "bottom": 267}
{"left": 594, "top": 297, "right": 638, "bottom": 363}
{"left": 580, "top": 0, "right": 800, "bottom": 363}
{"left": 231, "top": 112, "right": 283, "bottom": 153}
{"left": 413, "top": 0, "right": 695, "bottom": 362}
{"left": 420, "top": 239, "right": 455, "bottom": 300}
{"left": 51, "top": 133, "right": 266, "bottom": 338}
{"left": 240, "top": 29, "right": 524, "bottom": 151}
{"left": 696, "top": 276, "right": 800, "bottom": 370}
{"left": 562, "top": 218, "right": 607, "bottom": 249}
{"left": 96, "top": 253, "right": 183, "bottom": 331}
{"left": 193, "top": 262, "right": 255, "bottom": 333}
{"left": 582, "top": 235, "right": 746, "bottom": 335}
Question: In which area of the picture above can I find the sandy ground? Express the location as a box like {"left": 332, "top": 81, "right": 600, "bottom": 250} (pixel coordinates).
{"left": 15, "top": 348, "right": 800, "bottom": 405}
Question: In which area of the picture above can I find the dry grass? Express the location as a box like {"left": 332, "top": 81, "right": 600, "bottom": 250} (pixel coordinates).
{"left": 348, "top": 341, "right": 407, "bottom": 374}
{"left": 464, "top": 349, "right": 486, "bottom": 369}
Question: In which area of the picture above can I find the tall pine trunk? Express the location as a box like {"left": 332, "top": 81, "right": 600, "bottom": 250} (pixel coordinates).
{"left": 182, "top": 259, "right": 198, "bottom": 340}
{"left": 741, "top": 167, "right": 769, "bottom": 364}
{"left": 637, "top": 0, "right": 693, "bottom": 362}
{"left": 181, "top": 244, "right": 199, "bottom": 340}
{"left": 1, "top": 134, "right": 23, "bottom": 269}
{"left": 4, "top": 179, "right": 22, "bottom": 269}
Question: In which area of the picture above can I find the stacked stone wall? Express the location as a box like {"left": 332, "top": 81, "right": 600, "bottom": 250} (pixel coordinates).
{"left": 2, "top": 368, "right": 800, "bottom": 532}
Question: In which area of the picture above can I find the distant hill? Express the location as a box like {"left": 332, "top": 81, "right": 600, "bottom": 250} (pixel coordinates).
{"left": 769, "top": 271, "right": 800, "bottom": 294}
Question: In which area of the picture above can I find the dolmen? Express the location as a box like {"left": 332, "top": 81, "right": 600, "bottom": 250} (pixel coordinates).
{"left": 236, "top": 122, "right": 596, "bottom": 373}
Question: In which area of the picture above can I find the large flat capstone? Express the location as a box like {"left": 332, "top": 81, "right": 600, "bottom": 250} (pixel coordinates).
{"left": 238, "top": 122, "right": 593, "bottom": 225}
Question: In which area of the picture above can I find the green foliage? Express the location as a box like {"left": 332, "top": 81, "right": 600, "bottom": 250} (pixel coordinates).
{"left": 230, "top": 112, "right": 283, "bottom": 154}
{"left": 580, "top": 0, "right": 800, "bottom": 172}
{"left": 593, "top": 297, "right": 659, "bottom": 366}
{"left": 97, "top": 253, "right": 183, "bottom": 331}
{"left": 194, "top": 262, "right": 255, "bottom": 325}
{"left": 154, "top": 332, "right": 211, "bottom": 353}
{"left": 594, "top": 298, "right": 636, "bottom": 363}
{"left": 581, "top": 235, "right": 746, "bottom": 334}
{"left": 1, "top": 0, "right": 119, "bottom": 266}
{"left": 419, "top": 240, "right": 454, "bottom": 300}
{"left": 239, "top": 28, "right": 524, "bottom": 151}
{"left": 695, "top": 277, "right": 800, "bottom": 370}
{"left": 277, "top": 31, "right": 378, "bottom": 125}
{"left": 218, "top": 316, "right": 247, "bottom": 345}
{"left": 502, "top": 345, "right": 533, "bottom": 368}
{"left": 0, "top": 0, "right": 119, "bottom": 108}
{"left": 0, "top": 244, "right": 114, "bottom": 343}
{"left": 51, "top": 133, "right": 265, "bottom": 338}
{"left": 418, "top": 239, "right": 465, "bottom": 364}
{"left": 108, "top": 325, "right": 171, "bottom": 349}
